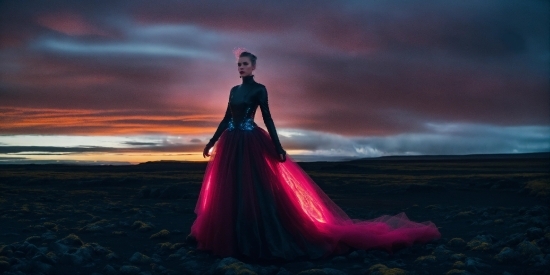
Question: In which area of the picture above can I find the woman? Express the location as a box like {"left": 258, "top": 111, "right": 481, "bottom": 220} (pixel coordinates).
{"left": 190, "top": 51, "right": 441, "bottom": 261}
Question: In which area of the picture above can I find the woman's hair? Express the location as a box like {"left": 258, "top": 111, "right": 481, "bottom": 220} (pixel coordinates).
{"left": 234, "top": 48, "right": 257, "bottom": 66}
{"left": 240, "top": 52, "right": 257, "bottom": 66}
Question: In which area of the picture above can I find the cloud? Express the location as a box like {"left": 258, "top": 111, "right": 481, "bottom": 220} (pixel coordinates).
{"left": 35, "top": 11, "right": 111, "bottom": 37}
{"left": 0, "top": 0, "right": 548, "bottom": 159}
{"left": 281, "top": 123, "right": 550, "bottom": 158}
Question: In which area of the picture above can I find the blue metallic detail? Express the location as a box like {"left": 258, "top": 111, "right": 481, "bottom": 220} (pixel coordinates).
{"left": 240, "top": 118, "right": 255, "bottom": 130}
{"left": 227, "top": 118, "right": 256, "bottom": 131}
{"left": 227, "top": 106, "right": 256, "bottom": 131}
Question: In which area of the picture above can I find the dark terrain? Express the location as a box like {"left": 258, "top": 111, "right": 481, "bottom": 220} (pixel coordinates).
{"left": 0, "top": 153, "right": 549, "bottom": 275}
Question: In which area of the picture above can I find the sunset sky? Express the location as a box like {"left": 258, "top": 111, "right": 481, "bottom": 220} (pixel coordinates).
{"left": 0, "top": 0, "right": 549, "bottom": 164}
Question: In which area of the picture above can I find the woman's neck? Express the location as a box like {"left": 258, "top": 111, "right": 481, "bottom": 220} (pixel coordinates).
{"left": 241, "top": 75, "right": 255, "bottom": 84}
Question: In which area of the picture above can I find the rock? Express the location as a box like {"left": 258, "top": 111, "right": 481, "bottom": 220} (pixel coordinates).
{"left": 296, "top": 269, "right": 327, "bottom": 275}
{"left": 151, "top": 253, "right": 162, "bottom": 264}
{"left": 464, "top": 257, "right": 490, "bottom": 273}
{"left": 331, "top": 256, "right": 346, "bottom": 263}
{"left": 155, "top": 242, "right": 186, "bottom": 255}
{"left": 432, "top": 245, "right": 452, "bottom": 260}
{"left": 106, "top": 252, "right": 119, "bottom": 261}
{"left": 129, "top": 252, "right": 152, "bottom": 265}
{"left": 80, "top": 224, "right": 104, "bottom": 233}
{"left": 450, "top": 253, "right": 466, "bottom": 261}
{"left": 452, "top": 261, "right": 465, "bottom": 269}
{"left": 530, "top": 217, "right": 549, "bottom": 228}
{"left": 297, "top": 268, "right": 348, "bottom": 275}
{"left": 106, "top": 205, "right": 122, "bottom": 212}
{"left": 466, "top": 235, "right": 493, "bottom": 251}
{"left": 131, "top": 221, "right": 154, "bottom": 232}
{"left": 510, "top": 222, "right": 527, "bottom": 228}
{"left": 534, "top": 236, "right": 550, "bottom": 251}
{"left": 43, "top": 222, "right": 59, "bottom": 231}
{"left": 104, "top": 264, "right": 117, "bottom": 275}
{"left": 492, "top": 233, "right": 526, "bottom": 249}
{"left": 282, "top": 260, "right": 315, "bottom": 271}
{"left": 50, "top": 242, "right": 70, "bottom": 255}
{"left": 445, "top": 270, "right": 473, "bottom": 275}
{"left": 415, "top": 255, "right": 436, "bottom": 263}
{"left": 385, "top": 260, "right": 406, "bottom": 268}
{"left": 213, "top": 257, "right": 256, "bottom": 275}
{"left": 182, "top": 259, "right": 202, "bottom": 275}
{"left": 347, "top": 251, "right": 360, "bottom": 260}
{"left": 526, "top": 205, "right": 548, "bottom": 216}
{"left": 31, "top": 260, "right": 52, "bottom": 274}
{"left": 0, "top": 260, "right": 10, "bottom": 273}
{"left": 17, "top": 242, "right": 39, "bottom": 257}
{"left": 54, "top": 243, "right": 110, "bottom": 265}
{"left": 368, "top": 264, "right": 408, "bottom": 275}
{"left": 255, "top": 264, "right": 279, "bottom": 275}
{"left": 455, "top": 211, "right": 474, "bottom": 217}
{"left": 526, "top": 227, "right": 544, "bottom": 240}
{"left": 41, "top": 231, "right": 57, "bottom": 241}
{"left": 139, "top": 188, "right": 151, "bottom": 199}
{"left": 120, "top": 265, "right": 141, "bottom": 275}
{"left": 370, "top": 250, "right": 390, "bottom": 259}
{"left": 57, "top": 234, "right": 84, "bottom": 247}
{"left": 150, "top": 229, "right": 170, "bottom": 239}
{"left": 531, "top": 254, "right": 549, "bottom": 267}
{"left": 151, "top": 188, "right": 161, "bottom": 198}
{"left": 60, "top": 245, "right": 94, "bottom": 265}
{"left": 494, "top": 247, "right": 518, "bottom": 263}
{"left": 32, "top": 252, "right": 56, "bottom": 265}
{"left": 516, "top": 240, "right": 541, "bottom": 257}
{"left": 276, "top": 268, "right": 293, "bottom": 275}
{"left": 0, "top": 245, "right": 13, "bottom": 257}
{"left": 132, "top": 210, "right": 155, "bottom": 219}
{"left": 112, "top": 230, "right": 127, "bottom": 236}
{"left": 159, "top": 185, "right": 185, "bottom": 199}
{"left": 174, "top": 247, "right": 188, "bottom": 256}
{"left": 25, "top": 236, "right": 41, "bottom": 245}
{"left": 447, "top": 238, "right": 466, "bottom": 249}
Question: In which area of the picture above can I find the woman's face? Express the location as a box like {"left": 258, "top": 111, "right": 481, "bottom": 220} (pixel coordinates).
{"left": 238, "top": 56, "right": 255, "bottom": 77}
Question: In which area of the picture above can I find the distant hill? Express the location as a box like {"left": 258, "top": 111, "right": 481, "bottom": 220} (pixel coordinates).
{"left": 136, "top": 152, "right": 550, "bottom": 165}
{"left": 351, "top": 152, "right": 550, "bottom": 162}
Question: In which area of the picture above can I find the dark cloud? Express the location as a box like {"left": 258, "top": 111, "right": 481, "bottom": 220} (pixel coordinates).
{"left": 278, "top": 124, "right": 550, "bottom": 158}
{"left": 0, "top": 0, "right": 548, "bottom": 158}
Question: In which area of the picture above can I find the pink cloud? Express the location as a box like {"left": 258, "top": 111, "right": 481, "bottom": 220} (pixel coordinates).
{"left": 35, "top": 11, "right": 110, "bottom": 36}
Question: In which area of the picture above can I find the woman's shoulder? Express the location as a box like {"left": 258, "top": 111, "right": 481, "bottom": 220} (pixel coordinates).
{"left": 254, "top": 80, "right": 265, "bottom": 87}
{"left": 253, "top": 82, "right": 267, "bottom": 92}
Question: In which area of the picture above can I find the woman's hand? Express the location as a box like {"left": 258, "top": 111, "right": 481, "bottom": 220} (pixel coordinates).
{"left": 203, "top": 143, "right": 214, "bottom": 158}
{"left": 278, "top": 150, "right": 287, "bottom": 162}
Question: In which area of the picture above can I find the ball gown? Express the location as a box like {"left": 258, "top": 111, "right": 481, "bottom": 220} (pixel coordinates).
{"left": 190, "top": 75, "right": 441, "bottom": 260}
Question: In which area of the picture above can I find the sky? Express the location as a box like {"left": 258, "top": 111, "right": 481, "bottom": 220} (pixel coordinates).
{"left": 0, "top": 0, "right": 549, "bottom": 164}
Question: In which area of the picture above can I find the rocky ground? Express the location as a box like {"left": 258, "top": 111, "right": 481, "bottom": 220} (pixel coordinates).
{"left": 0, "top": 153, "right": 548, "bottom": 274}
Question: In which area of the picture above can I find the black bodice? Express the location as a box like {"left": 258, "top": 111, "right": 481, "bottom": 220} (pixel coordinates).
{"left": 208, "top": 75, "right": 285, "bottom": 154}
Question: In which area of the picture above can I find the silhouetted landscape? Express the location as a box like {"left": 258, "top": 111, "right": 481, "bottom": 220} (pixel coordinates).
{"left": 0, "top": 153, "right": 549, "bottom": 274}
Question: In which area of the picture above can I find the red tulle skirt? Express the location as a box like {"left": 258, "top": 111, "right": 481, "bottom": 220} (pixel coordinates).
{"left": 190, "top": 126, "right": 441, "bottom": 260}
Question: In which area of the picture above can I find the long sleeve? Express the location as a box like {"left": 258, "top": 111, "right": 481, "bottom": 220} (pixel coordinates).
{"left": 258, "top": 87, "right": 285, "bottom": 154}
{"left": 208, "top": 92, "right": 232, "bottom": 145}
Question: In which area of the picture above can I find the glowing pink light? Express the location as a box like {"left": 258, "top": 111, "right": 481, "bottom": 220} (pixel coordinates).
{"left": 280, "top": 163, "right": 328, "bottom": 223}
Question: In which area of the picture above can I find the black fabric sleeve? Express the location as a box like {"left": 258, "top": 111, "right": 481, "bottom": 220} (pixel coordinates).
{"left": 208, "top": 90, "right": 233, "bottom": 145}
{"left": 258, "top": 86, "right": 285, "bottom": 154}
